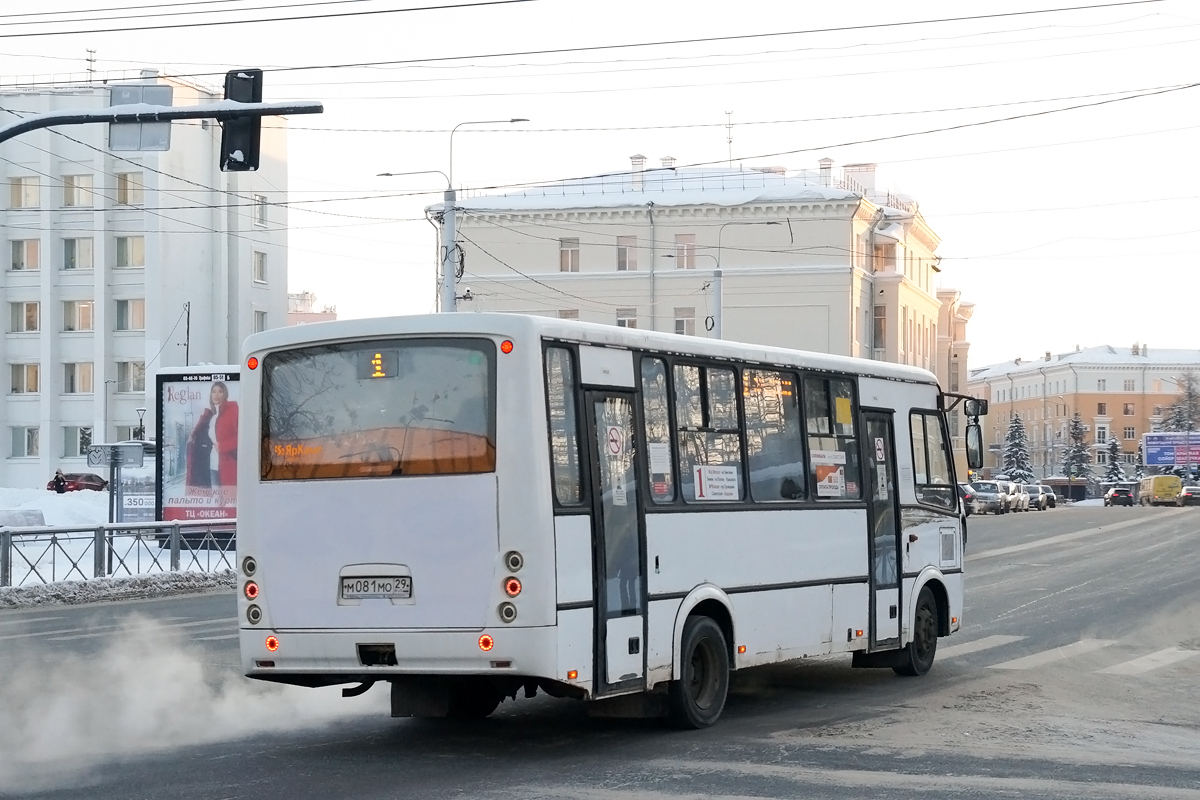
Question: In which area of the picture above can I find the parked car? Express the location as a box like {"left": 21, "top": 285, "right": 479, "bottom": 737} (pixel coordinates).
{"left": 1036, "top": 485, "right": 1057, "bottom": 508}
{"left": 1178, "top": 486, "right": 1200, "bottom": 506}
{"left": 45, "top": 472, "right": 108, "bottom": 492}
{"left": 1025, "top": 484, "right": 1048, "bottom": 511}
{"left": 1005, "top": 482, "right": 1030, "bottom": 512}
{"left": 957, "top": 483, "right": 976, "bottom": 516}
{"left": 970, "top": 480, "right": 1008, "bottom": 514}
{"left": 1104, "top": 487, "right": 1135, "bottom": 506}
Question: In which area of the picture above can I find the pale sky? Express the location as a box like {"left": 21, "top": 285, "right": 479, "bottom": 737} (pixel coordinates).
{"left": 1, "top": 0, "right": 1197, "bottom": 369}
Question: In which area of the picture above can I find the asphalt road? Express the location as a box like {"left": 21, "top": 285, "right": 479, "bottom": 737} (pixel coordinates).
{"left": 3, "top": 505, "right": 1199, "bottom": 799}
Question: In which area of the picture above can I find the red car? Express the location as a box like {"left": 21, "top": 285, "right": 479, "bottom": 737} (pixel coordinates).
{"left": 46, "top": 472, "right": 109, "bottom": 492}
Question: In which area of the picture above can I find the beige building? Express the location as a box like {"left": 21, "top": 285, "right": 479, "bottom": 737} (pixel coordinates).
{"left": 287, "top": 291, "right": 337, "bottom": 326}
{"left": 936, "top": 289, "right": 975, "bottom": 476}
{"left": 966, "top": 345, "right": 1200, "bottom": 478}
{"left": 451, "top": 158, "right": 957, "bottom": 375}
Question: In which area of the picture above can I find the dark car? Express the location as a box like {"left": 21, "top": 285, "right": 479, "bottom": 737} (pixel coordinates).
{"left": 1178, "top": 486, "right": 1200, "bottom": 507}
{"left": 46, "top": 472, "right": 109, "bottom": 492}
{"left": 957, "top": 483, "right": 975, "bottom": 516}
{"left": 1104, "top": 487, "right": 1134, "bottom": 507}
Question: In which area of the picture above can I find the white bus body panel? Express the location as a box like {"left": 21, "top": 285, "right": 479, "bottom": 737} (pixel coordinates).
{"left": 553, "top": 515, "right": 592, "bottom": 606}
{"left": 577, "top": 345, "right": 634, "bottom": 388}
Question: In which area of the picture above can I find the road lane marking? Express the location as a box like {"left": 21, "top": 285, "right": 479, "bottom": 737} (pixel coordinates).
{"left": 48, "top": 617, "right": 233, "bottom": 641}
{"left": 0, "top": 615, "right": 65, "bottom": 627}
{"left": 967, "top": 508, "right": 1190, "bottom": 562}
{"left": 1097, "top": 648, "right": 1200, "bottom": 675}
{"left": 989, "top": 639, "right": 1116, "bottom": 670}
{"left": 938, "top": 634, "right": 1025, "bottom": 659}
{"left": 193, "top": 633, "right": 238, "bottom": 641}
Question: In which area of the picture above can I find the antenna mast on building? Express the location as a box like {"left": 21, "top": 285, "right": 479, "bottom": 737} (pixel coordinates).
{"left": 86, "top": 49, "right": 96, "bottom": 83}
{"left": 725, "top": 111, "right": 733, "bottom": 167}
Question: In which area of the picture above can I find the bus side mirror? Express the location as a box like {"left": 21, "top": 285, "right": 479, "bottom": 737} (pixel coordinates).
{"left": 963, "top": 398, "right": 988, "bottom": 417}
{"left": 966, "top": 423, "right": 984, "bottom": 470}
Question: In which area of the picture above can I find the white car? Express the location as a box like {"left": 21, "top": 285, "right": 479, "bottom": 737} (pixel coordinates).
{"left": 1005, "top": 482, "right": 1030, "bottom": 512}
{"left": 970, "top": 481, "right": 1009, "bottom": 514}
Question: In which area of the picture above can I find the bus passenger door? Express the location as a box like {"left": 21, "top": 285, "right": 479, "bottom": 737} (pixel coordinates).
{"left": 863, "top": 410, "right": 901, "bottom": 649}
{"left": 585, "top": 391, "right": 647, "bottom": 695}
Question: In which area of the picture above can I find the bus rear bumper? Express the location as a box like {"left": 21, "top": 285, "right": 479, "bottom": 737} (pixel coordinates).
{"left": 240, "top": 626, "right": 559, "bottom": 684}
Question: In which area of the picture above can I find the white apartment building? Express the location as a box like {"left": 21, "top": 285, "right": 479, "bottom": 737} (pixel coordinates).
{"left": 0, "top": 72, "right": 288, "bottom": 488}
{"left": 966, "top": 345, "right": 1200, "bottom": 477}
{"left": 451, "top": 157, "right": 952, "bottom": 374}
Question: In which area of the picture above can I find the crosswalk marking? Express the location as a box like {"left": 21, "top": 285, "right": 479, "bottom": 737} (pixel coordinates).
{"left": 938, "top": 634, "right": 1025, "bottom": 659}
{"left": 989, "top": 639, "right": 1116, "bottom": 670}
{"left": 1097, "top": 648, "right": 1200, "bottom": 675}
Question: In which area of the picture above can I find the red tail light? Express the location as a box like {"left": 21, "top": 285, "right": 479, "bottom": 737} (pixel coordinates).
{"left": 265, "top": 636, "right": 279, "bottom": 652}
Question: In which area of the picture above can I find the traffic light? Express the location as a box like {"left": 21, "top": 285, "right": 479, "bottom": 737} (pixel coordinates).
{"left": 220, "top": 69, "right": 263, "bottom": 172}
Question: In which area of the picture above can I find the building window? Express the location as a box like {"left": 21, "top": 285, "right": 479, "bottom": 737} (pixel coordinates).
{"left": 11, "top": 239, "right": 40, "bottom": 271}
{"left": 674, "top": 307, "right": 695, "bottom": 336}
{"left": 254, "top": 310, "right": 268, "bottom": 333}
{"left": 10, "top": 302, "right": 39, "bottom": 333}
{"left": 253, "top": 194, "right": 268, "bottom": 227}
{"left": 63, "top": 237, "right": 94, "bottom": 270}
{"left": 115, "top": 425, "right": 135, "bottom": 442}
{"left": 1096, "top": 451, "right": 1107, "bottom": 464}
{"left": 557, "top": 309, "right": 579, "bottom": 320}
{"left": 873, "top": 305, "right": 886, "bottom": 350}
{"left": 63, "top": 300, "right": 94, "bottom": 332}
{"left": 1097, "top": 379, "right": 1106, "bottom": 391}
{"left": 115, "top": 172, "right": 144, "bottom": 206}
{"left": 63, "top": 175, "right": 94, "bottom": 207}
{"left": 674, "top": 234, "right": 696, "bottom": 269}
{"left": 115, "top": 236, "right": 145, "bottom": 268}
{"left": 63, "top": 425, "right": 92, "bottom": 457}
{"left": 1123, "top": 379, "right": 1135, "bottom": 391}
{"left": 117, "top": 361, "right": 145, "bottom": 393}
{"left": 1122, "top": 453, "right": 1136, "bottom": 464}
{"left": 1096, "top": 427, "right": 1108, "bottom": 444}
{"left": 64, "top": 362, "right": 93, "bottom": 394}
{"left": 559, "top": 238, "right": 580, "bottom": 272}
{"left": 11, "top": 363, "right": 39, "bottom": 394}
{"left": 1097, "top": 402, "right": 1107, "bottom": 415}
{"left": 615, "top": 308, "right": 637, "bottom": 328}
{"left": 1123, "top": 426, "right": 1136, "bottom": 440}
{"left": 10, "top": 177, "right": 38, "bottom": 209}
{"left": 616, "top": 235, "right": 637, "bottom": 271}
{"left": 253, "top": 251, "right": 267, "bottom": 283}
{"left": 115, "top": 299, "right": 145, "bottom": 331}
{"left": 1152, "top": 379, "right": 1162, "bottom": 393}
{"left": 11, "top": 426, "right": 39, "bottom": 457}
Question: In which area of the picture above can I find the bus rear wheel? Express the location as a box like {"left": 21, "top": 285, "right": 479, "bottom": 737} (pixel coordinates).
{"left": 893, "top": 587, "right": 938, "bottom": 677}
{"left": 667, "top": 616, "right": 729, "bottom": 729}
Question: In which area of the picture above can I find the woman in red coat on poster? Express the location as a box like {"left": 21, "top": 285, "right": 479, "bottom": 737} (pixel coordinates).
{"left": 185, "top": 381, "right": 239, "bottom": 487}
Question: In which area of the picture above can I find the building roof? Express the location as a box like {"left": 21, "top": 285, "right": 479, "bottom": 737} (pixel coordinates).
{"left": 452, "top": 167, "right": 864, "bottom": 213}
{"left": 969, "top": 345, "right": 1200, "bottom": 381}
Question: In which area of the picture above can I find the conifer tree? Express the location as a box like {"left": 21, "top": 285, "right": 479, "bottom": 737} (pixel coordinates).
{"left": 1003, "top": 415, "right": 1035, "bottom": 483}
{"left": 1103, "top": 433, "right": 1125, "bottom": 483}
{"left": 1135, "top": 440, "right": 1145, "bottom": 480}
{"left": 1061, "top": 411, "right": 1093, "bottom": 481}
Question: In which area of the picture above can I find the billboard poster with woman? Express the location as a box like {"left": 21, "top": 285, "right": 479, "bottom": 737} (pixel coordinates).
{"left": 156, "top": 367, "right": 240, "bottom": 521}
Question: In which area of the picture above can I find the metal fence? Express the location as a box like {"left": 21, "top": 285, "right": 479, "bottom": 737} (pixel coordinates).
{"left": 0, "top": 521, "right": 236, "bottom": 588}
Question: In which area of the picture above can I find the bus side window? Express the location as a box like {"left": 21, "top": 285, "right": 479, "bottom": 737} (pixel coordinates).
{"left": 545, "top": 347, "right": 583, "bottom": 506}
{"left": 744, "top": 369, "right": 806, "bottom": 501}
{"left": 675, "top": 364, "right": 745, "bottom": 503}
{"left": 910, "top": 411, "right": 955, "bottom": 510}
{"left": 641, "top": 357, "right": 676, "bottom": 503}
{"left": 803, "top": 377, "right": 863, "bottom": 500}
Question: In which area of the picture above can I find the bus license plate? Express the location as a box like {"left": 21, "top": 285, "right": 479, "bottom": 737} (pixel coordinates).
{"left": 341, "top": 576, "right": 412, "bottom": 600}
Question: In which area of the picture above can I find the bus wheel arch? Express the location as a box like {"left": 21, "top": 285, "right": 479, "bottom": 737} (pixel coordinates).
{"left": 671, "top": 586, "right": 735, "bottom": 681}
{"left": 913, "top": 575, "right": 950, "bottom": 638}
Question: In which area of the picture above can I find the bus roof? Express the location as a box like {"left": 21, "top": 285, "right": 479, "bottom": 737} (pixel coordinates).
{"left": 244, "top": 313, "right": 939, "bottom": 386}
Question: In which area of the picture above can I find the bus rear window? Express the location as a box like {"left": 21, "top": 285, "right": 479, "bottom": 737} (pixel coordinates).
{"left": 260, "top": 339, "right": 495, "bottom": 481}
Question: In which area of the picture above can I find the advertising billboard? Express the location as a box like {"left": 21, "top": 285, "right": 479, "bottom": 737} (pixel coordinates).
{"left": 1143, "top": 431, "right": 1200, "bottom": 467}
{"left": 156, "top": 367, "right": 240, "bottom": 521}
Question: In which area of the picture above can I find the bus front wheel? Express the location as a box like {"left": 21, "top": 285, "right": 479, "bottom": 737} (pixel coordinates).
{"left": 667, "top": 615, "right": 730, "bottom": 729}
{"left": 893, "top": 587, "right": 938, "bottom": 677}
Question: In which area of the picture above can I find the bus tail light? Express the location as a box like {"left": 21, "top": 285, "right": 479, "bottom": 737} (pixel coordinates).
{"left": 244, "top": 581, "right": 259, "bottom": 600}
{"left": 265, "top": 635, "right": 280, "bottom": 652}
{"left": 498, "top": 602, "right": 517, "bottom": 623}
{"left": 500, "top": 340, "right": 514, "bottom": 354}
{"left": 504, "top": 577, "right": 522, "bottom": 597}
{"left": 478, "top": 634, "right": 495, "bottom": 651}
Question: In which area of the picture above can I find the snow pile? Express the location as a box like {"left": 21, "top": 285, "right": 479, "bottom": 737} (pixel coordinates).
{"left": 0, "top": 486, "right": 108, "bottom": 526}
{"left": 0, "top": 570, "right": 235, "bottom": 608}
{"left": 0, "top": 615, "right": 381, "bottom": 794}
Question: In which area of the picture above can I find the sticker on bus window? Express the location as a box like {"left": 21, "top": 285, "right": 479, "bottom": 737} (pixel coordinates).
{"left": 647, "top": 442, "right": 671, "bottom": 474}
{"left": 693, "top": 465, "right": 739, "bottom": 500}
{"left": 810, "top": 449, "right": 847, "bottom": 465}
{"left": 816, "top": 465, "right": 846, "bottom": 497}
{"left": 835, "top": 396, "right": 853, "bottom": 425}
{"left": 613, "top": 479, "right": 628, "bottom": 506}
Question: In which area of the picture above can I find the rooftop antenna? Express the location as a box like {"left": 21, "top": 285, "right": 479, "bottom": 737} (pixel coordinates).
{"left": 725, "top": 111, "right": 733, "bottom": 167}
{"left": 86, "top": 49, "right": 96, "bottom": 83}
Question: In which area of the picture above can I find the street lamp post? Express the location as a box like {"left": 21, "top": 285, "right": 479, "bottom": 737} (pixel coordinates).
{"left": 103, "top": 379, "right": 117, "bottom": 443}
{"left": 135, "top": 407, "right": 147, "bottom": 441}
{"left": 660, "top": 252, "right": 718, "bottom": 336}
{"left": 710, "top": 220, "right": 781, "bottom": 339}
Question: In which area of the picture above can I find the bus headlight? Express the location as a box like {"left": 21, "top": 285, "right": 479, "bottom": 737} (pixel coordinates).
{"left": 498, "top": 602, "right": 517, "bottom": 623}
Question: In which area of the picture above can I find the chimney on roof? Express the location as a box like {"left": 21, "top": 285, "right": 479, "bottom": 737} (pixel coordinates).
{"left": 660, "top": 155, "right": 675, "bottom": 169}
{"left": 818, "top": 157, "right": 833, "bottom": 187}
{"left": 1015, "top": 357, "right": 1022, "bottom": 365}
{"left": 1142, "top": 344, "right": 1148, "bottom": 356}
{"left": 630, "top": 154, "right": 646, "bottom": 191}
{"left": 1132, "top": 342, "right": 1140, "bottom": 355}
{"left": 1045, "top": 351, "right": 1051, "bottom": 361}
{"left": 1075, "top": 344, "right": 1081, "bottom": 352}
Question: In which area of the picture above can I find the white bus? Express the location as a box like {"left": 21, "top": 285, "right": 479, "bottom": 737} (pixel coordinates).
{"left": 237, "top": 314, "right": 985, "bottom": 728}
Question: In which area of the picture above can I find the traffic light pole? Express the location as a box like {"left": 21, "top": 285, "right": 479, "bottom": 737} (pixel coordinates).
{"left": 0, "top": 99, "right": 323, "bottom": 146}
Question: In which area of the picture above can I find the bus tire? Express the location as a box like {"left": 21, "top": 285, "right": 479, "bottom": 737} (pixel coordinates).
{"left": 893, "top": 587, "right": 938, "bottom": 677}
{"left": 447, "top": 680, "right": 501, "bottom": 719}
{"left": 667, "top": 616, "right": 729, "bottom": 729}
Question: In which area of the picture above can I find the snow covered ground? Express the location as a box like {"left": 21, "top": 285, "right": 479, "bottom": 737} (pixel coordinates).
{"left": 0, "top": 485, "right": 109, "bottom": 526}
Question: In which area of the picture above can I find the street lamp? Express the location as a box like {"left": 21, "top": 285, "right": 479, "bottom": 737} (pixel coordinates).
{"left": 103, "top": 379, "right": 117, "bottom": 443}
{"left": 661, "top": 252, "right": 717, "bottom": 336}
{"left": 134, "top": 407, "right": 147, "bottom": 441}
